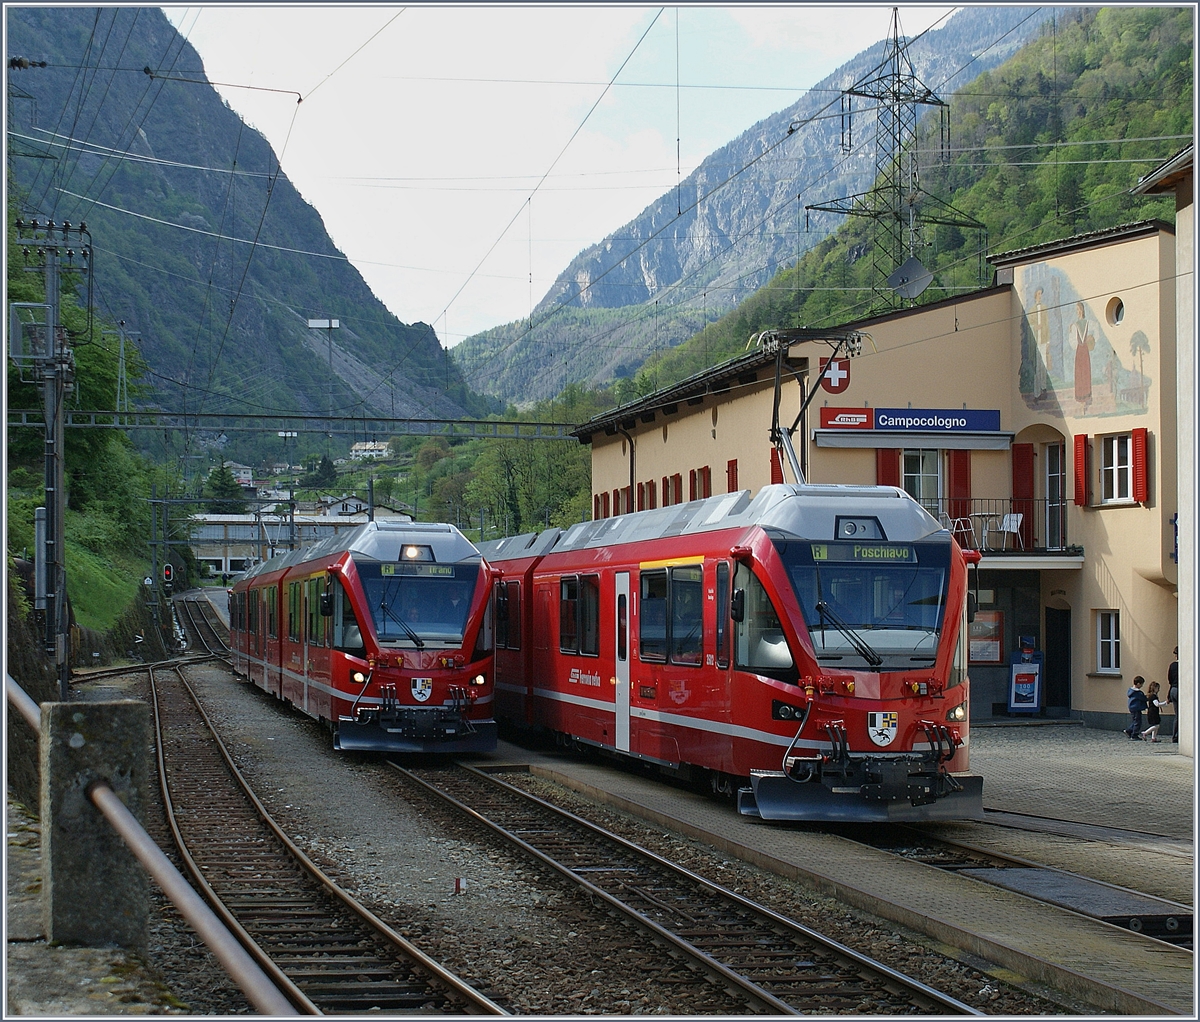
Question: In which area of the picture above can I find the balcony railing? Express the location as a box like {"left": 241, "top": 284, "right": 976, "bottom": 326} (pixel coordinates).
{"left": 922, "top": 498, "right": 1074, "bottom": 553}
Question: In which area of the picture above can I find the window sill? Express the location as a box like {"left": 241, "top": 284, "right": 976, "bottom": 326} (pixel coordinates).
{"left": 1092, "top": 499, "right": 1139, "bottom": 509}
{"left": 1086, "top": 671, "right": 1122, "bottom": 679}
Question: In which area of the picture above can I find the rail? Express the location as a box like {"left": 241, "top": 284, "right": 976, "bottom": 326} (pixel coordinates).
{"left": 5, "top": 673, "right": 297, "bottom": 1016}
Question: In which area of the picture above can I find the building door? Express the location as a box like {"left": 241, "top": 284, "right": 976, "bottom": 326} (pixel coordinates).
{"left": 614, "top": 572, "right": 630, "bottom": 752}
{"left": 1044, "top": 607, "right": 1071, "bottom": 712}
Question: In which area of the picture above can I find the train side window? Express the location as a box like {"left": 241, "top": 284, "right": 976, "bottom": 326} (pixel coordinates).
{"left": 579, "top": 575, "right": 600, "bottom": 656}
{"left": 733, "top": 563, "right": 794, "bottom": 674}
{"left": 333, "top": 579, "right": 365, "bottom": 655}
{"left": 669, "top": 566, "right": 703, "bottom": 665}
{"left": 639, "top": 570, "right": 668, "bottom": 661}
{"left": 536, "top": 587, "right": 551, "bottom": 651}
{"left": 559, "top": 577, "right": 579, "bottom": 653}
{"left": 249, "top": 588, "right": 259, "bottom": 636}
{"left": 494, "top": 581, "right": 509, "bottom": 649}
{"left": 617, "top": 594, "right": 627, "bottom": 661}
{"left": 716, "top": 562, "right": 730, "bottom": 668}
{"left": 506, "top": 582, "right": 521, "bottom": 649}
{"left": 267, "top": 585, "right": 278, "bottom": 639}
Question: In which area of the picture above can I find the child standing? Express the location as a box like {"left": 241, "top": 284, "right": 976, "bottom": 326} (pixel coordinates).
{"left": 1140, "top": 681, "right": 1168, "bottom": 742}
{"left": 1125, "top": 676, "right": 1148, "bottom": 740}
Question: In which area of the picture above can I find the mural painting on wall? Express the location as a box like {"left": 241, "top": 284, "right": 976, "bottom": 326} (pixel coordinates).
{"left": 1017, "top": 265, "right": 1151, "bottom": 418}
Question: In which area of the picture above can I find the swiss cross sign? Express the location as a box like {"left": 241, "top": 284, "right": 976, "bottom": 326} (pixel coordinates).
{"left": 819, "top": 357, "right": 850, "bottom": 394}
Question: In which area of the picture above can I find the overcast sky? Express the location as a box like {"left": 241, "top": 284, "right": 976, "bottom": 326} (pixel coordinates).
{"left": 163, "top": 4, "right": 956, "bottom": 345}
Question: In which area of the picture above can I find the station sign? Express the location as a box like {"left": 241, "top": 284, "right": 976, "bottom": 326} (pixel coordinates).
{"left": 875, "top": 408, "right": 1001, "bottom": 431}
{"left": 820, "top": 407, "right": 1001, "bottom": 431}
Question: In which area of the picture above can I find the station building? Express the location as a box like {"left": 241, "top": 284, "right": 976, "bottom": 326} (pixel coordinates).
{"left": 578, "top": 202, "right": 1191, "bottom": 745}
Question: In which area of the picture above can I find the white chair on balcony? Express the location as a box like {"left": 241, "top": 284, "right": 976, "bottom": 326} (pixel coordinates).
{"left": 940, "top": 512, "right": 976, "bottom": 549}
{"left": 986, "top": 513, "right": 1025, "bottom": 551}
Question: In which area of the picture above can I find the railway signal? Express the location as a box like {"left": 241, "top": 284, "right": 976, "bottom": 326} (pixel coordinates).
{"left": 162, "top": 563, "right": 174, "bottom": 586}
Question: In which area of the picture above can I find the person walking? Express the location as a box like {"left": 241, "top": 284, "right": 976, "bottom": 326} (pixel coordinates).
{"left": 1125, "top": 676, "right": 1148, "bottom": 740}
{"left": 1167, "top": 646, "right": 1179, "bottom": 743}
{"left": 1140, "top": 681, "right": 1167, "bottom": 742}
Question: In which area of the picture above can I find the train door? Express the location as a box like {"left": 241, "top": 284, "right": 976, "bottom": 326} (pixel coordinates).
{"left": 615, "top": 572, "right": 630, "bottom": 752}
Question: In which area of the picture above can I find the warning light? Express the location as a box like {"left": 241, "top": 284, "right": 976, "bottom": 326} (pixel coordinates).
{"left": 162, "top": 563, "right": 174, "bottom": 584}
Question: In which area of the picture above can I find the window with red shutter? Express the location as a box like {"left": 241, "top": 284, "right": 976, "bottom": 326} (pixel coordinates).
{"left": 594, "top": 494, "right": 601, "bottom": 520}
{"left": 689, "top": 469, "right": 697, "bottom": 501}
{"left": 1010, "top": 444, "right": 1034, "bottom": 548}
{"left": 700, "top": 466, "right": 712, "bottom": 498}
{"left": 1073, "top": 434, "right": 1089, "bottom": 506}
{"left": 1132, "top": 427, "right": 1148, "bottom": 502}
{"left": 726, "top": 458, "right": 739, "bottom": 492}
{"left": 671, "top": 473, "right": 682, "bottom": 505}
{"left": 770, "top": 448, "right": 784, "bottom": 485}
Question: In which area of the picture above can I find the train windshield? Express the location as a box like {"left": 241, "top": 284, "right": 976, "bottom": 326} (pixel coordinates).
{"left": 353, "top": 560, "right": 481, "bottom": 648}
{"left": 774, "top": 538, "right": 950, "bottom": 668}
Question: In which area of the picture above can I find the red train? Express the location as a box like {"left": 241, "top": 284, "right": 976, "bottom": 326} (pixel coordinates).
{"left": 228, "top": 520, "right": 497, "bottom": 753}
{"left": 480, "top": 483, "right": 983, "bottom": 822}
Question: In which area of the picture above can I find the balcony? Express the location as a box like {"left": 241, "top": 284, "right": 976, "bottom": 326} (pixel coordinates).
{"left": 925, "top": 498, "right": 1082, "bottom": 557}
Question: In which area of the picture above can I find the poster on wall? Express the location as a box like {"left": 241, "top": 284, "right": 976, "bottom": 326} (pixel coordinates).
{"left": 1008, "top": 661, "right": 1042, "bottom": 714}
{"left": 969, "top": 610, "right": 1004, "bottom": 663}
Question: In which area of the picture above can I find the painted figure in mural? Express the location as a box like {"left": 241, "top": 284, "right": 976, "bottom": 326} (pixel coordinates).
{"left": 1071, "top": 301, "right": 1094, "bottom": 411}
{"left": 1032, "top": 288, "right": 1050, "bottom": 398}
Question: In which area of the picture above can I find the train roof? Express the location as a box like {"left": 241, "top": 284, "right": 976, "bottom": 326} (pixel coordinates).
{"left": 480, "top": 484, "right": 944, "bottom": 563}
{"left": 239, "top": 520, "right": 481, "bottom": 584}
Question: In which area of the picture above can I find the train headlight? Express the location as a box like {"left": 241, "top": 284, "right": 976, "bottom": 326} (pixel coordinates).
{"left": 352, "top": 671, "right": 366, "bottom": 684}
{"left": 946, "top": 702, "right": 967, "bottom": 722}
{"left": 471, "top": 674, "right": 486, "bottom": 687}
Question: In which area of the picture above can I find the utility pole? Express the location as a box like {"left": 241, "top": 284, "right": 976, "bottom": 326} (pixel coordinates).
{"left": 10, "top": 219, "right": 89, "bottom": 699}
{"left": 307, "top": 318, "right": 339, "bottom": 454}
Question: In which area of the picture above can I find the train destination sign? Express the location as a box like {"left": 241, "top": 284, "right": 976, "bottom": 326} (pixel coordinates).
{"left": 811, "top": 542, "right": 917, "bottom": 563}
{"left": 381, "top": 562, "right": 455, "bottom": 576}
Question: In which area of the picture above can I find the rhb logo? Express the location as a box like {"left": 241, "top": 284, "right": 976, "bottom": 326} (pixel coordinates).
{"left": 820, "top": 407, "right": 874, "bottom": 429}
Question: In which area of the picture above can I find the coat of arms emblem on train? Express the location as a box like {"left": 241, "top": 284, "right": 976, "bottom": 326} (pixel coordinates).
{"left": 411, "top": 677, "right": 433, "bottom": 702}
{"left": 867, "top": 711, "right": 898, "bottom": 746}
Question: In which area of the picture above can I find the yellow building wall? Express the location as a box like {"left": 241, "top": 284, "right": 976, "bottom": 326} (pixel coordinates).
{"left": 587, "top": 227, "right": 1179, "bottom": 728}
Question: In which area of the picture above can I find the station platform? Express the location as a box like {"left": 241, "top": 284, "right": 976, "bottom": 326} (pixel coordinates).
{"left": 483, "top": 722, "right": 1194, "bottom": 1015}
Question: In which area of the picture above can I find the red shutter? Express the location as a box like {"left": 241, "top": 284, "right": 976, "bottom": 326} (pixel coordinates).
{"left": 637, "top": 482, "right": 645, "bottom": 511}
{"left": 770, "top": 448, "right": 784, "bottom": 485}
{"left": 662, "top": 476, "right": 669, "bottom": 505}
{"left": 1011, "top": 443, "right": 1035, "bottom": 548}
{"left": 1073, "top": 434, "right": 1089, "bottom": 506}
{"left": 689, "top": 469, "right": 697, "bottom": 501}
{"left": 647, "top": 479, "right": 657, "bottom": 509}
{"left": 612, "top": 488, "right": 620, "bottom": 514}
{"left": 947, "top": 450, "right": 971, "bottom": 517}
{"left": 876, "top": 448, "right": 900, "bottom": 487}
{"left": 671, "top": 473, "right": 682, "bottom": 505}
{"left": 602, "top": 492, "right": 610, "bottom": 518}
{"left": 727, "top": 458, "right": 739, "bottom": 492}
{"left": 1132, "top": 427, "right": 1148, "bottom": 502}
{"left": 594, "top": 494, "right": 600, "bottom": 520}
{"left": 624, "top": 486, "right": 632, "bottom": 513}
{"left": 700, "top": 466, "right": 712, "bottom": 498}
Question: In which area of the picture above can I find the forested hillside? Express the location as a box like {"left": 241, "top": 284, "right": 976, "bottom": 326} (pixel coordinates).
{"left": 626, "top": 6, "right": 1191, "bottom": 396}
{"left": 6, "top": 7, "right": 492, "bottom": 465}
{"left": 451, "top": 6, "right": 1055, "bottom": 406}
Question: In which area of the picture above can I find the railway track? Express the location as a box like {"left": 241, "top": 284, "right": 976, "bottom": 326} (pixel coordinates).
{"left": 149, "top": 662, "right": 505, "bottom": 1015}
{"left": 392, "top": 762, "right": 981, "bottom": 1016}
{"left": 176, "top": 593, "right": 231, "bottom": 657}
{"left": 845, "top": 824, "right": 1193, "bottom": 949}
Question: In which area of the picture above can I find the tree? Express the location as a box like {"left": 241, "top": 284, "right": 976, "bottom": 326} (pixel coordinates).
{"left": 204, "top": 463, "right": 247, "bottom": 514}
{"left": 313, "top": 454, "right": 337, "bottom": 488}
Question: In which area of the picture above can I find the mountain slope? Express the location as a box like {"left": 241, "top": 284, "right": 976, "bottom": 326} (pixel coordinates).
{"left": 6, "top": 6, "right": 492, "bottom": 433}
{"left": 632, "top": 4, "right": 1192, "bottom": 394}
{"left": 451, "top": 6, "right": 1057, "bottom": 405}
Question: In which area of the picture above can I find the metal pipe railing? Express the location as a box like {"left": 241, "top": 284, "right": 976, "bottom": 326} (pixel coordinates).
{"left": 5, "top": 674, "right": 299, "bottom": 1016}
